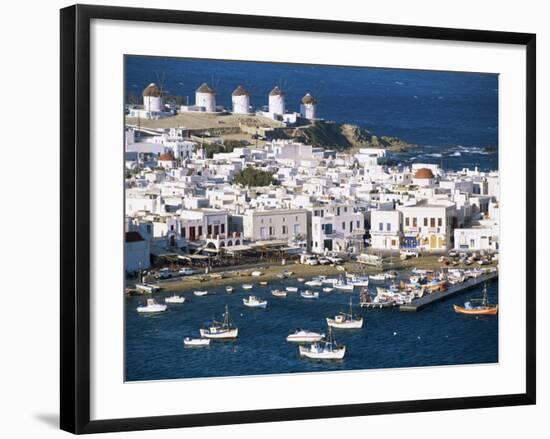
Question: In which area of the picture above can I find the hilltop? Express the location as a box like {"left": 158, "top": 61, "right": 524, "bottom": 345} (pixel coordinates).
{"left": 287, "top": 121, "right": 415, "bottom": 152}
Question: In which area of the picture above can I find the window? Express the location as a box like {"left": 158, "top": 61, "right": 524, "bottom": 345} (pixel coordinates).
{"left": 181, "top": 227, "right": 186, "bottom": 238}
{"left": 198, "top": 226, "right": 203, "bottom": 237}
{"left": 220, "top": 224, "right": 225, "bottom": 234}
{"left": 430, "top": 218, "right": 436, "bottom": 228}
{"left": 282, "top": 225, "right": 288, "bottom": 234}
{"left": 357, "top": 220, "right": 360, "bottom": 228}
{"left": 344, "top": 207, "right": 348, "bottom": 212}
{"left": 424, "top": 218, "right": 428, "bottom": 227}
{"left": 337, "top": 207, "right": 341, "bottom": 216}
{"left": 342, "top": 222, "right": 346, "bottom": 230}
{"left": 405, "top": 217, "right": 410, "bottom": 226}
{"left": 413, "top": 217, "right": 417, "bottom": 227}
{"left": 170, "top": 225, "right": 174, "bottom": 231}
{"left": 269, "top": 226, "right": 274, "bottom": 236}
{"left": 207, "top": 225, "right": 212, "bottom": 235}
{"left": 386, "top": 223, "right": 391, "bottom": 231}
{"left": 438, "top": 218, "right": 442, "bottom": 227}
{"left": 350, "top": 221, "right": 353, "bottom": 231}
{"left": 379, "top": 223, "right": 383, "bottom": 231}
{"left": 294, "top": 224, "right": 301, "bottom": 234}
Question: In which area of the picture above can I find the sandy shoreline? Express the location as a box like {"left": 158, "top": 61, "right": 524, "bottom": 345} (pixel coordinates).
{"left": 130, "top": 255, "right": 497, "bottom": 294}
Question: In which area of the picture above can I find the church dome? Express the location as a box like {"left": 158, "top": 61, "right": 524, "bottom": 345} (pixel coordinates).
{"left": 414, "top": 168, "right": 435, "bottom": 179}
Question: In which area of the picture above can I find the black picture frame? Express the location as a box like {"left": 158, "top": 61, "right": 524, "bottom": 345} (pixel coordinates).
{"left": 60, "top": 4, "right": 536, "bottom": 434}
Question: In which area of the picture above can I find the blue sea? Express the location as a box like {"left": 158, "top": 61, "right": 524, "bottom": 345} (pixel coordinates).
{"left": 125, "top": 277, "right": 498, "bottom": 381}
{"left": 125, "top": 56, "right": 499, "bottom": 171}
{"left": 125, "top": 57, "right": 499, "bottom": 381}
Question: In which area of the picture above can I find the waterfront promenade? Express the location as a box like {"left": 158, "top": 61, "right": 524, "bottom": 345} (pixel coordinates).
{"left": 400, "top": 271, "right": 498, "bottom": 312}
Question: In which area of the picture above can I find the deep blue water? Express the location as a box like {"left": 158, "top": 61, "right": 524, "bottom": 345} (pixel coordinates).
{"left": 125, "top": 56, "right": 498, "bottom": 170}
{"left": 125, "top": 277, "right": 498, "bottom": 381}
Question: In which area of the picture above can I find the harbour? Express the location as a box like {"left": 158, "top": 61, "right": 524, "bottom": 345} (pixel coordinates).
{"left": 125, "top": 266, "right": 498, "bottom": 381}
{"left": 400, "top": 271, "right": 498, "bottom": 312}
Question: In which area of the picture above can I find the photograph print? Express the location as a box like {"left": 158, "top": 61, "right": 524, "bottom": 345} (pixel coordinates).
{"left": 124, "top": 55, "right": 499, "bottom": 382}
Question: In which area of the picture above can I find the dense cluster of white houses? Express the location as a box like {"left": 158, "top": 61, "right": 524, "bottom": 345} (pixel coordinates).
{"left": 124, "top": 126, "right": 500, "bottom": 273}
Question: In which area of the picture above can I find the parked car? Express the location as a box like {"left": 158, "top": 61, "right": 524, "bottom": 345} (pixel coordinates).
{"left": 155, "top": 268, "right": 173, "bottom": 279}
{"left": 303, "top": 256, "right": 319, "bottom": 266}
{"left": 179, "top": 267, "right": 197, "bottom": 276}
{"left": 326, "top": 256, "right": 344, "bottom": 264}
{"left": 317, "top": 257, "right": 331, "bottom": 265}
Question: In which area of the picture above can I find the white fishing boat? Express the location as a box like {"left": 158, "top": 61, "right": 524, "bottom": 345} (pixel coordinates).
{"left": 299, "top": 328, "right": 345, "bottom": 360}
{"left": 199, "top": 306, "right": 239, "bottom": 339}
{"left": 193, "top": 290, "right": 208, "bottom": 296}
{"left": 271, "top": 289, "right": 287, "bottom": 298}
{"left": 349, "top": 275, "right": 369, "bottom": 287}
{"left": 243, "top": 295, "right": 268, "bottom": 309}
{"left": 326, "top": 298, "right": 364, "bottom": 329}
{"left": 334, "top": 278, "right": 354, "bottom": 291}
{"left": 136, "top": 298, "right": 167, "bottom": 313}
{"left": 225, "top": 286, "right": 234, "bottom": 293}
{"left": 300, "top": 290, "right": 319, "bottom": 299}
{"left": 165, "top": 295, "right": 185, "bottom": 304}
{"left": 286, "top": 330, "right": 325, "bottom": 343}
{"left": 369, "top": 273, "right": 386, "bottom": 282}
{"left": 322, "top": 278, "right": 339, "bottom": 285}
{"left": 323, "top": 287, "right": 334, "bottom": 293}
{"left": 305, "top": 279, "right": 323, "bottom": 287}
{"left": 285, "top": 286, "right": 298, "bottom": 292}
{"left": 183, "top": 337, "right": 210, "bottom": 347}
{"left": 242, "top": 284, "right": 254, "bottom": 290}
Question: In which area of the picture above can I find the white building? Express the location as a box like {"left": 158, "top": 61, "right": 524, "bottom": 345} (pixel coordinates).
{"left": 310, "top": 203, "right": 365, "bottom": 255}
{"left": 400, "top": 200, "right": 456, "bottom": 250}
{"left": 195, "top": 82, "right": 216, "bottom": 113}
{"left": 268, "top": 86, "right": 285, "bottom": 117}
{"left": 243, "top": 208, "right": 307, "bottom": 242}
{"left": 412, "top": 167, "right": 436, "bottom": 187}
{"left": 158, "top": 152, "right": 177, "bottom": 169}
{"left": 370, "top": 209, "right": 402, "bottom": 250}
{"left": 232, "top": 85, "right": 251, "bottom": 114}
{"left": 176, "top": 208, "right": 240, "bottom": 251}
{"left": 128, "top": 83, "right": 171, "bottom": 119}
{"left": 125, "top": 231, "right": 150, "bottom": 273}
{"left": 143, "top": 83, "right": 162, "bottom": 112}
{"left": 454, "top": 222, "right": 499, "bottom": 251}
{"left": 300, "top": 93, "right": 317, "bottom": 120}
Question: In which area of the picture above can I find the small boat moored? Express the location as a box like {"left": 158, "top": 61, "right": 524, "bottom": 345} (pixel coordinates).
{"left": 242, "top": 284, "right": 254, "bottom": 290}
{"left": 193, "top": 290, "right": 208, "bottom": 296}
{"left": 299, "top": 328, "right": 345, "bottom": 360}
{"left": 183, "top": 337, "right": 210, "bottom": 347}
{"left": 300, "top": 290, "right": 320, "bottom": 299}
{"left": 164, "top": 295, "right": 185, "bottom": 304}
{"left": 326, "top": 298, "right": 364, "bottom": 329}
{"left": 271, "top": 289, "right": 288, "bottom": 298}
{"left": 285, "top": 286, "right": 298, "bottom": 293}
{"left": 243, "top": 295, "right": 268, "bottom": 309}
{"left": 286, "top": 329, "right": 325, "bottom": 343}
{"left": 137, "top": 298, "right": 167, "bottom": 313}
{"left": 225, "top": 286, "right": 234, "bottom": 293}
{"left": 200, "top": 306, "right": 239, "bottom": 339}
{"left": 453, "top": 283, "right": 498, "bottom": 315}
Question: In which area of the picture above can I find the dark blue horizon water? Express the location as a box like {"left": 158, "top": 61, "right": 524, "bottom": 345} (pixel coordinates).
{"left": 125, "top": 277, "right": 498, "bottom": 381}
{"left": 125, "top": 56, "right": 498, "bottom": 170}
